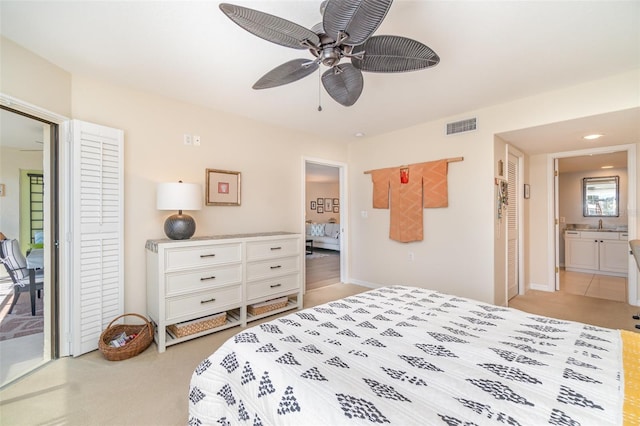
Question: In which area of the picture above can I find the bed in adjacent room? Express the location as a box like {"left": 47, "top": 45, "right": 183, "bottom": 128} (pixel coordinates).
{"left": 188, "top": 286, "right": 639, "bottom": 425}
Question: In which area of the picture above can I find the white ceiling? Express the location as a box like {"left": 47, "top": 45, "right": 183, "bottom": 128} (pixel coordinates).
{"left": 1, "top": 1, "right": 639, "bottom": 159}
{"left": 0, "top": 109, "right": 47, "bottom": 151}
{"left": 306, "top": 162, "right": 340, "bottom": 183}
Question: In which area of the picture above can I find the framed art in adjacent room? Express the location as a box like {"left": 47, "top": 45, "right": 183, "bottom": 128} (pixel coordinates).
{"left": 310, "top": 201, "right": 316, "bottom": 210}
{"left": 206, "top": 169, "right": 241, "bottom": 206}
{"left": 524, "top": 183, "right": 530, "bottom": 199}
{"left": 317, "top": 206, "right": 324, "bottom": 214}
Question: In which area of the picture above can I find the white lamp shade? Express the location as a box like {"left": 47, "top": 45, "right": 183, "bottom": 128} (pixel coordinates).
{"left": 157, "top": 182, "right": 202, "bottom": 211}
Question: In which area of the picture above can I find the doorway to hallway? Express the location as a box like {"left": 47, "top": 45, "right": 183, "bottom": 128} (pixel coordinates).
{"left": 304, "top": 159, "right": 347, "bottom": 291}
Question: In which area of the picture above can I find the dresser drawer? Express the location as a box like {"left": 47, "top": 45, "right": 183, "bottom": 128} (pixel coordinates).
{"left": 165, "top": 264, "right": 242, "bottom": 296}
{"left": 246, "top": 255, "right": 300, "bottom": 282}
{"left": 165, "top": 243, "right": 241, "bottom": 271}
{"left": 246, "top": 273, "right": 300, "bottom": 301}
{"left": 166, "top": 284, "right": 242, "bottom": 323}
{"left": 246, "top": 238, "right": 299, "bottom": 261}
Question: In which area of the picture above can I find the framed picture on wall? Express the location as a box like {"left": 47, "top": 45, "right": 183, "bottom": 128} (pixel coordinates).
{"left": 324, "top": 199, "right": 332, "bottom": 211}
{"left": 317, "top": 198, "right": 324, "bottom": 206}
{"left": 206, "top": 168, "right": 241, "bottom": 206}
{"left": 310, "top": 201, "right": 316, "bottom": 210}
{"left": 333, "top": 198, "right": 339, "bottom": 206}
{"left": 317, "top": 206, "right": 324, "bottom": 214}
{"left": 333, "top": 206, "right": 339, "bottom": 213}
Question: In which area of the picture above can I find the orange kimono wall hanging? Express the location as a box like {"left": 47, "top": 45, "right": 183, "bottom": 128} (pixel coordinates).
{"left": 365, "top": 157, "right": 463, "bottom": 243}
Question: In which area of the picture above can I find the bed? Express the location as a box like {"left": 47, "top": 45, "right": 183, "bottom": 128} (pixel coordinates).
{"left": 188, "top": 286, "right": 640, "bottom": 425}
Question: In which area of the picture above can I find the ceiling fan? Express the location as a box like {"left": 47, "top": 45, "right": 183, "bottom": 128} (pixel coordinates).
{"left": 219, "top": 0, "right": 440, "bottom": 107}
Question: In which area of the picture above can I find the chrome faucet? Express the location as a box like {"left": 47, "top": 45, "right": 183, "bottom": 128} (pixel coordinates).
{"left": 598, "top": 219, "right": 603, "bottom": 230}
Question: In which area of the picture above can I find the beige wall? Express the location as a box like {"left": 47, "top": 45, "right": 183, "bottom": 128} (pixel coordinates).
{"left": 348, "top": 117, "right": 495, "bottom": 302}
{"left": 2, "top": 38, "right": 639, "bottom": 314}
{"left": 306, "top": 182, "right": 340, "bottom": 223}
{"left": 69, "top": 75, "right": 348, "bottom": 312}
{"left": 0, "top": 36, "right": 71, "bottom": 117}
{"left": 0, "top": 148, "right": 43, "bottom": 246}
{"left": 348, "top": 69, "right": 639, "bottom": 305}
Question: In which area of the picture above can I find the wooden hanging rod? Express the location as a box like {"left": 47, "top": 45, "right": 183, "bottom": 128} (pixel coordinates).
{"left": 363, "top": 157, "right": 464, "bottom": 174}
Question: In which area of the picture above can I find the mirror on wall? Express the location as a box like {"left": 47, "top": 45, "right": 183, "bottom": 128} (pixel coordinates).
{"left": 583, "top": 176, "right": 619, "bottom": 217}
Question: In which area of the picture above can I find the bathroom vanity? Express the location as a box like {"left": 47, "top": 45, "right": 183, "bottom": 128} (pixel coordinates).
{"left": 564, "top": 230, "right": 629, "bottom": 276}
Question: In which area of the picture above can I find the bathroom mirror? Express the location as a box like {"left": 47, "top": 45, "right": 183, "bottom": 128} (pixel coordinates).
{"left": 583, "top": 176, "right": 619, "bottom": 217}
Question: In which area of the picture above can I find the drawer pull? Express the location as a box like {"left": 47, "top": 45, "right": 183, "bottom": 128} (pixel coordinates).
{"left": 200, "top": 276, "right": 216, "bottom": 281}
{"left": 200, "top": 298, "right": 216, "bottom": 304}
{"left": 200, "top": 254, "right": 216, "bottom": 258}
{"left": 270, "top": 246, "right": 282, "bottom": 251}
{"left": 270, "top": 283, "right": 282, "bottom": 288}
{"left": 270, "top": 265, "right": 282, "bottom": 269}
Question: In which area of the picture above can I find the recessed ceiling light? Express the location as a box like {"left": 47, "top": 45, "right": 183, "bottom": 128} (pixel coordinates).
{"left": 601, "top": 165, "right": 614, "bottom": 169}
{"left": 354, "top": 132, "right": 365, "bottom": 137}
{"left": 583, "top": 134, "right": 604, "bottom": 140}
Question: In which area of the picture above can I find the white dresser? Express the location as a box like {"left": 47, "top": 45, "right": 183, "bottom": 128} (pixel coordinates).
{"left": 146, "top": 232, "right": 303, "bottom": 352}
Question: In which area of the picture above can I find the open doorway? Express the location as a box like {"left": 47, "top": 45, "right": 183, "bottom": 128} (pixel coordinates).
{"left": 556, "top": 149, "right": 632, "bottom": 303}
{"left": 0, "top": 107, "right": 57, "bottom": 387}
{"left": 304, "top": 160, "right": 346, "bottom": 291}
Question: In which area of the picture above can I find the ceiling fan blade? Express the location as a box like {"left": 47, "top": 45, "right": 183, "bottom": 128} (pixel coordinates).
{"left": 253, "top": 59, "right": 319, "bottom": 89}
{"left": 220, "top": 3, "right": 320, "bottom": 50}
{"left": 321, "top": 64, "right": 363, "bottom": 106}
{"left": 352, "top": 35, "right": 440, "bottom": 72}
{"left": 322, "top": 0, "right": 393, "bottom": 46}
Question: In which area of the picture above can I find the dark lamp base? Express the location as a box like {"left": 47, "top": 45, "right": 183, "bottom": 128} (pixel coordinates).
{"left": 164, "top": 213, "right": 196, "bottom": 240}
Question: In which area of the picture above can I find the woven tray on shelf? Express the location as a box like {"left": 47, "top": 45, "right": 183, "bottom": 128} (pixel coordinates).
{"left": 167, "top": 312, "right": 226, "bottom": 338}
{"left": 98, "top": 313, "right": 154, "bottom": 361}
{"left": 248, "top": 296, "right": 288, "bottom": 316}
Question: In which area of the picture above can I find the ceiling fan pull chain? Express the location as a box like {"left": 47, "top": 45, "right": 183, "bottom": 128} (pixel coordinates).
{"left": 318, "top": 68, "right": 323, "bottom": 112}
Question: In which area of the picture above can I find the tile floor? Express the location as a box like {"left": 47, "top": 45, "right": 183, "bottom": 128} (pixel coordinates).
{"left": 559, "top": 269, "right": 627, "bottom": 302}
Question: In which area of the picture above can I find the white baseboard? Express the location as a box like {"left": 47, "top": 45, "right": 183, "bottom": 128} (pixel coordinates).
{"left": 347, "top": 279, "right": 378, "bottom": 289}
{"left": 529, "top": 282, "right": 554, "bottom": 292}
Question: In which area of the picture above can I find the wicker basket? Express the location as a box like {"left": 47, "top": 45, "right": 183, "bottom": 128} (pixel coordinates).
{"left": 248, "top": 296, "right": 288, "bottom": 316}
{"left": 98, "top": 313, "right": 154, "bottom": 361}
{"left": 167, "top": 312, "right": 227, "bottom": 338}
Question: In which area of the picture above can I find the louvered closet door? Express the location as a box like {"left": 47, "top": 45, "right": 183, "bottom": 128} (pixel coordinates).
{"left": 507, "top": 153, "right": 519, "bottom": 300}
{"left": 71, "top": 120, "right": 124, "bottom": 356}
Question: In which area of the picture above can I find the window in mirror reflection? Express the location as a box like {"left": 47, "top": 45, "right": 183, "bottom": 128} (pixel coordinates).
{"left": 583, "top": 176, "right": 619, "bottom": 217}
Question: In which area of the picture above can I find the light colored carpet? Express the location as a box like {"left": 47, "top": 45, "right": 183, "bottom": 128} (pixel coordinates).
{"left": 0, "top": 283, "right": 367, "bottom": 426}
{"left": 509, "top": 289, "right": 639, "bottom": 332}
{"left": 1, "top": 282, "right": 637, "bottom": 425}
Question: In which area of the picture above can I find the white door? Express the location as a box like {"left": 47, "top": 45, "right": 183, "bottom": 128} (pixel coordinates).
{"left": 507, "top": 153, "right": 519, "bottom": 300}
{"left": 69, "top": 120, "right": 124, "bottom": 356}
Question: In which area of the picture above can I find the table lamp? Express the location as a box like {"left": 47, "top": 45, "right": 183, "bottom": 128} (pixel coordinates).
{"left": 157, "top": 181, "right": 202, "bottom": 240}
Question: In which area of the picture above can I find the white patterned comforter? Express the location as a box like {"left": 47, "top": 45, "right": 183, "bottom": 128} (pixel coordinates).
{"left": 188, "top": 286, "right": 623, "bottom": 425}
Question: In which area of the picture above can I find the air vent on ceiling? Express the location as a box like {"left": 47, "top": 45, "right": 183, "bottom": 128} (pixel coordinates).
{"left": 446, "top": 117, "right": 477, "bottom": 135}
